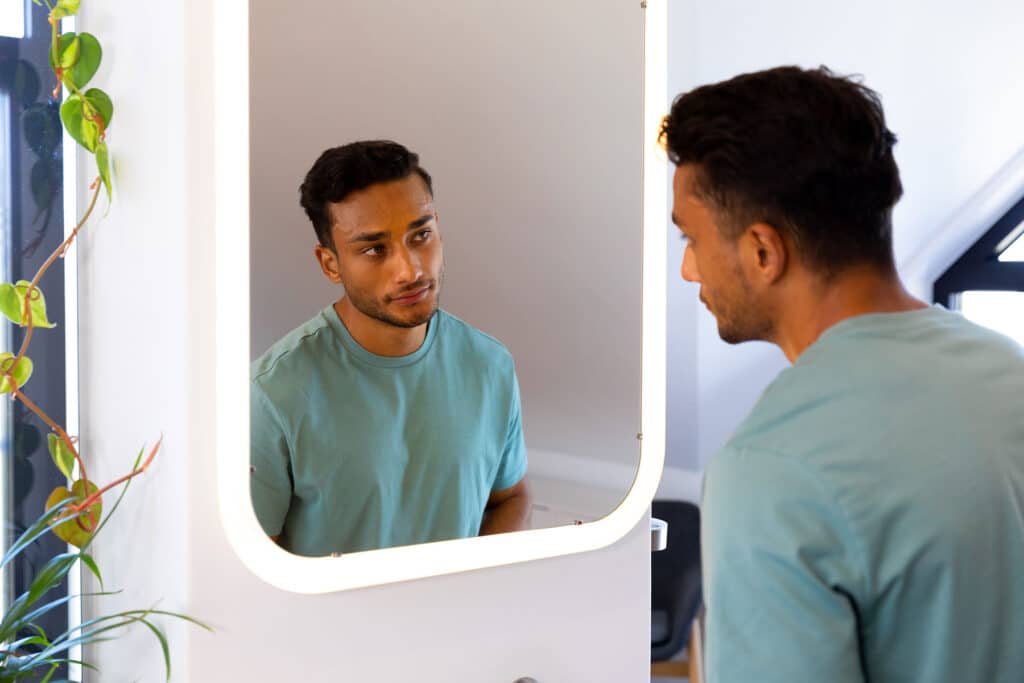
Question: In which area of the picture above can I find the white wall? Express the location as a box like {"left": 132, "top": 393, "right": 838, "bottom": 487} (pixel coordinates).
{"left": 249, "top": 0, "right": 643, "bottom": 486}
{"left": 77, "top": 1, "right": 651, "bottom": 681}
{"left": 664, "top": 0, "right": 1024, "bottom": 473}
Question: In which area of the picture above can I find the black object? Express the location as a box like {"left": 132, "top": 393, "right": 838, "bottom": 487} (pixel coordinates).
{"left": 651, "top": 499, "right": 702, "bottom": 662}
{"left": 933, "top": 193, "right": 1024, "bottom": 307}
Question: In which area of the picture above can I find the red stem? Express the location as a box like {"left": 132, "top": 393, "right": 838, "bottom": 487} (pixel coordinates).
{"left": 71, "top": 436, "right": 163, "bottom": 514}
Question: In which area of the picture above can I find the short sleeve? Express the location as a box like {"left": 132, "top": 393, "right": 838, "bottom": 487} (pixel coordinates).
{"left": 250, "top": 382, "right": 293, "bottom": 537}
{"left": 492, "top": 373, "right": 528, "bottom": 491}
{"left": 701, "top": 445, "right": 866, "bottom": 683}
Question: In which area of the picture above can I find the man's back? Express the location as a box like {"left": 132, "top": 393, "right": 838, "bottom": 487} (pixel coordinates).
{"left": 702, "top": 306, "right": 1024, "bottom": 682}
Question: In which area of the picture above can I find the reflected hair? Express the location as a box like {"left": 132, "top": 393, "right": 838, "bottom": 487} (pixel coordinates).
{"left": 299, "top": 140, "right": 433, "bottom": 249}
{"left": 659, "top": 66, "right": 903, "bottom": 277}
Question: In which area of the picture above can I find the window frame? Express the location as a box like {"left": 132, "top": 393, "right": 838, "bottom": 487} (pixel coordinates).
{"left": 933, "top": 193, "right": 1024, "bottom": 306}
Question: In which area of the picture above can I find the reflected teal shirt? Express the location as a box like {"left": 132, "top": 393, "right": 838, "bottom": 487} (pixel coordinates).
{"left": 250, "top": 306, "right": 527, "bottom": 557}
{"left": 702, "top": 307, "right": 1024, "bottom": 682}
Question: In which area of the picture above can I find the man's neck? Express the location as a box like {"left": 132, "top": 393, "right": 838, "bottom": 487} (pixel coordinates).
{"left": 774, "top": 265, "right": 928, "bottom": 363}
{"left": 334, "top": 298, "right": 428, "bottom": 357}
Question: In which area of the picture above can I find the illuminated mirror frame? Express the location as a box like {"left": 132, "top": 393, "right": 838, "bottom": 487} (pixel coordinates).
{"left": 213, "top": 0, "right": 668, "bottom": 593}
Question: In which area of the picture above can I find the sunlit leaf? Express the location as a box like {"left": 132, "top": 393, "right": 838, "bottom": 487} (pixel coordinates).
{"left": 0, "top": 281, "right": 57, "bottom": 328}
{"left": 68, "top": 32, "right": 102, "bottom": 89}
{"left": 59, "top": 94, "right": 89, "bottom": 151}
{"left": 81, "top": 118, "right": 99, "bottom": 153}
{"left": 83, "top": 87, "right": 113, "bottom": 130}
{"left": 50, "top": 32, "right": 102, "bottom": 90}
{"left": 45, "top": 479, "right": 101, "bottom": 548}
{"left": 0, "top": 353, "right": 33, "bottom": 394}
{"left": 56, "top": 0, "right": 81, "bottom": 16}
{"left": 47, "top": 433, "right": 76, "bottom": 480}
{"left": 96, "top": 141, "right": 112, "bottom": 200}
{"left": 59, "top": 36, "right": 81, "bottom": 69}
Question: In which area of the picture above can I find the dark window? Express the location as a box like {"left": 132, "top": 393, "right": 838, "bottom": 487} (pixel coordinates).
{"left": 934, "top": 194, "right": 1024, "bottom": 344}
{"left": 1, "top": 0, "right": 71, "bottom": 650}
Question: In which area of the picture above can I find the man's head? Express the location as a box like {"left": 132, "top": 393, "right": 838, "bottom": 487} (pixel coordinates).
{"left": 659, "top": 66, "right": 903, "bottom": 344}
{"left": 301, "top": 140, "right": 442, "bottom": 329}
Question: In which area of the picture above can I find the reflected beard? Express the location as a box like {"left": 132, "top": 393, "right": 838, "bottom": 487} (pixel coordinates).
{"left": 348, "top": 282, "right": 440, "bottom": 329}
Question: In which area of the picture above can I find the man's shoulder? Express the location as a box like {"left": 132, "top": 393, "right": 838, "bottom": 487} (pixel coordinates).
{"left": 436, "top": 309, "right": 515, "bottom": 367}
{"left": 252, "top": 310, "right": 334, "bottom": 386}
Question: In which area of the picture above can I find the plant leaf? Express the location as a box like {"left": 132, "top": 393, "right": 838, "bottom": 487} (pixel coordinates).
{"left": 52, "top": 32, "right": 102, "bottom": 90}
{"left": 78, "top": 552, "right": 103, "bottom": 589}
{"left": 47, "top": 433, "right": 76, "bottom": 480}
{"left": 56, "top": 0, "right": 81, "bottom": 16}
{"left": 138, "top": 618, "right": 172, "bottom": 680}
{"left": 59, "top": 94, "right": 90, "bottom": 152}
{"left": 58, "top": 36, "right": 80, "bottom": 69}
{"left": 45, "top": 479, "right": 100, "bottom": 547}
{"left": 0, "top": 280, "right": 57, "bottom": 328}
{"left": 48, "top": 33, "right": 75, "bottom": 71}
{"left": 83, "top": 87, "right": 113, "bottom": 130}
{"left": 0, "top": 282, "right": 22, "bottom": 325}
{"left": 96, "top": 141, "right": 112, "bottom": 201}
{"left": 2, "top": 498, "right": 76, "bottom": 569}
{"left": 0, "top": 352, "right": 34, "bottom": 393}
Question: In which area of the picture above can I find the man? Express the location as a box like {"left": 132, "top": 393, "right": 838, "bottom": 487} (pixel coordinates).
{"left": 661, "top": 67, "right": 1024, "bottom": 681}
{"left": 250, "top": 140, "right": 530, "bottom": 557}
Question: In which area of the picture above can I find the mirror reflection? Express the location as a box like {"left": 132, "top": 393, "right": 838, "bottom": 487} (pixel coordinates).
{"left": 251, "top": 141, "right": 531, "bottom": 556}
{"left": 248, "top": 1, "right": 643, "bottom": 557}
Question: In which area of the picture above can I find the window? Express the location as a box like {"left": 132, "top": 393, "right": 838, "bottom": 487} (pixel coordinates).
{"left": 934, "top": 195, "right": 1024, "bottom": 345}
{"left": 1, "top": 2, "right": 71, "bottom": 654}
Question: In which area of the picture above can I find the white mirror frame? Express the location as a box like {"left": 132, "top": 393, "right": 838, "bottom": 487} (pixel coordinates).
{"left": 213, "top": 0, "right": 668, "bottom": 593}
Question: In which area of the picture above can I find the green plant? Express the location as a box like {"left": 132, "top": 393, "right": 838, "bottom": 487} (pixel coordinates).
{"left": 0, "top": 1, "right": 209, "bottom": 679}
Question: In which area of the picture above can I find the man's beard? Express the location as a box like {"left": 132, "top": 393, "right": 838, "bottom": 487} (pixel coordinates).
{"left": 345, "top": 269, "right": 444, "bottom": 329}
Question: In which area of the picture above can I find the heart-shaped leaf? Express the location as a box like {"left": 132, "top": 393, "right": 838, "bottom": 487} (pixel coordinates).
{"left": 45, "top": 479, "right": 101, "bottom": 548}
{"left": 51, "top": 32, "right": 102, "bottom": 90}
{"left": 83, "top": 87, "right": 113, "bottom": 130}
{"left": 60, "top": 94, "right": 88, "bottom": 151}
{"left": 59, "top": 36, "right": 81, "bottom": 69}
{"left": 47, "top": 433, "right": 76, "bottom": 480}
{"left": 69, "top": 32, "right": 102, "bottom": 89}
{"left": 0, "top": 281, "right": 56, "bottom": 328}
{"left": 0, "top": 353, "right": 33, "bottom": 394}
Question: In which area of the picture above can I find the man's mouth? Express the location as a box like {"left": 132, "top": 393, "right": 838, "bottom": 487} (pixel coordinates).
{"left": 391, "top": 285, "right": 431, "bottom": 305}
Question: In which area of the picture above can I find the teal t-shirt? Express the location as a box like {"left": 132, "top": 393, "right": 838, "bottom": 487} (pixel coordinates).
{"left": 702, "top": 307, "right": 1024, "bottom": 682}
{"left": 250, "top": 306, "right": 528, "bottom": 557}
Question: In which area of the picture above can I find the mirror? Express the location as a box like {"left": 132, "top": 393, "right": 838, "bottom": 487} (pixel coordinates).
{"left": 214, "top": 0, "right": 667, "bottom": 590}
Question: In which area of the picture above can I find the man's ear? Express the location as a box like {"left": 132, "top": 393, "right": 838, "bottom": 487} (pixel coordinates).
{"left": 742, "top": 222, "right": 787, "bottom": 284}
{"left": 314, "top": 243, "right": 343, "bottom": 284}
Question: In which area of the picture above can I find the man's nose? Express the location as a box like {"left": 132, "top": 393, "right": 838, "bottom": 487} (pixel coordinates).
{"left": 393, "top": 245, "right": 422, "bottom": 284}
{"left": 680, "top": 245, "right": 700, "bottom": 283}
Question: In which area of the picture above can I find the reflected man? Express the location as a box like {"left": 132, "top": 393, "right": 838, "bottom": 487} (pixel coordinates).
{"left": 250, "top": 140, "right": 530, "bottom": 556}
{"left": 662, "top": 67, "right": 1024, "bottom": 681}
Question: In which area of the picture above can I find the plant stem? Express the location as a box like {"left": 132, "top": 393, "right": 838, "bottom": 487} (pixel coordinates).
{"left": 14, "top": 179, "right": 101, "bottom": 364}
{"left": 10, "top": 385, "right": 88, "bottom": 486}
{"left": 71, "top": 437, "right": 163, "bottom": 514}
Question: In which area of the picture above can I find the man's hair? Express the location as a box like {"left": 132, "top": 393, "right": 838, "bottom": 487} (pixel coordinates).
{"left": 299, "top": 140, "right": 433, "bottom": 249}
{"left": 659, "top": 66, "right": 903, "bottom": 276}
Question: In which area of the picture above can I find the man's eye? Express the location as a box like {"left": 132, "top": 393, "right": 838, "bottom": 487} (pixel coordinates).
{"left": 413, "top": 229, "right": 432, "bottom": 242}
{"left": 362, "top": 245, "right": 385, "bottom": 256}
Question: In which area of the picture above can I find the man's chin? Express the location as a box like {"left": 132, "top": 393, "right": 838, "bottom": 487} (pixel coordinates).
{"left": 386, "top": 301, "right": 437, "bottom": 328}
